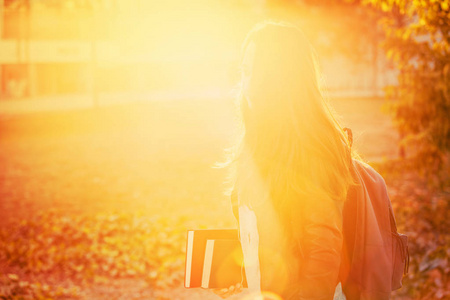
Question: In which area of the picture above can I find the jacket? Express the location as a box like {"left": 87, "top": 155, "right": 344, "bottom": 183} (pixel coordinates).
{"left": 231, "top": 183, "right": 344, "bottom": 300}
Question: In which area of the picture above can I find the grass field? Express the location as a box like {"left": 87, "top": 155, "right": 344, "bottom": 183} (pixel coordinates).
{"left": 0, "top": 96, "right": 406, "bottom": 300}
{"left": 0, "top": 97, "right": 398, "bottom": 225}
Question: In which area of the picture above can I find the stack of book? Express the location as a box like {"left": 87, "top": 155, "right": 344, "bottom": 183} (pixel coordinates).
{"left": 184, "top": 229, "right": 248, "bottom": 289}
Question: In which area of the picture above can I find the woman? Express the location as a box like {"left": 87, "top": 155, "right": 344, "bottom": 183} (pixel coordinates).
{"left": 215, "top": 21, "right": 356, "bottom": 300}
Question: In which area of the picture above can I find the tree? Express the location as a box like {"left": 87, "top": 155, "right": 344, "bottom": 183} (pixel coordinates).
{"left": 364, "top": 0, "right": 450, "bottom": 176}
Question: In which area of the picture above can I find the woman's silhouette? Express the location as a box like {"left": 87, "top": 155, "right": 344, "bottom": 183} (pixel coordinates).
{"left": 215, "top": 21, "right": 355, "bottom": 300}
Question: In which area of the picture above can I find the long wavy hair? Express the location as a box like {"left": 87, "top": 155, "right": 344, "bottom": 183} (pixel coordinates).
{"left": 217, "top": 21, "right": 357, "bottom": 230}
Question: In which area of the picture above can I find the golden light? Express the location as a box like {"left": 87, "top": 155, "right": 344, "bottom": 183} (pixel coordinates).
{"left": 0, "top": 1, "right": 395, "bottom": 299}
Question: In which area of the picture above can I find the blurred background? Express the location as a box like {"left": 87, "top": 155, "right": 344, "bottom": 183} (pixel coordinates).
{"left": 0, "top": 0, "right": 448, "bottom": 299}
{"left": 0, "top": 0, "right": 397, "bottom": 102}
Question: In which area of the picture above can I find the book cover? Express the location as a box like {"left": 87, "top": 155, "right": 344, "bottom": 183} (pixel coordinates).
{"left": 201, "top": 239, "right": 248, "bottom": 289}
{"left": 184, "top": 229, "right": 243, "bottom": 288}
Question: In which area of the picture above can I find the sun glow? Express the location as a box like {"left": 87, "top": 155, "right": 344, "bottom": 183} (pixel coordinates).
{"left": 0, "top": 1, "right": 396, "bottom": 299}
{"left": 0, "top": 0, "right": 337, "bottom": 101}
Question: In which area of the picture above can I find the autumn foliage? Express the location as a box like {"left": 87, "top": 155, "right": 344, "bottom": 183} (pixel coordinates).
{"left": 366, "top": 0, "right": 450, "bottom": 175}
{"left": 0, "top": 211, "right": 188, "bottom": 299}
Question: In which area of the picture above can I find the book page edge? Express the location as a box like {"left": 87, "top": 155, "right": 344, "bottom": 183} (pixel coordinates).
{"left": 201, "top": 239, "right": 215, "bottom": 288}
{"left": 185, "top": 230, "right": 194, "bottom": 288}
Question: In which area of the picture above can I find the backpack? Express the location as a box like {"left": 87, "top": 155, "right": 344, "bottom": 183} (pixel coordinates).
{"left": 338, "top": 128, "right": 409, "bottom": 299}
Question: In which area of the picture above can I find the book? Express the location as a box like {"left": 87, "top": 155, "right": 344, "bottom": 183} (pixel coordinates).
{"left": 184, "top": 229, "right": 247, "bottom": 288}
{"left": 201, "top": 239, "right": 248, "bottom": 289}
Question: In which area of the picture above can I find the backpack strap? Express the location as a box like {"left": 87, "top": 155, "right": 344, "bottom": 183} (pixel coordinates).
{"left": 388, "top": 202, "right": 398, "bottom": 232}
{"left": 389, "top": 201, "right": 410, "bottom": 275}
